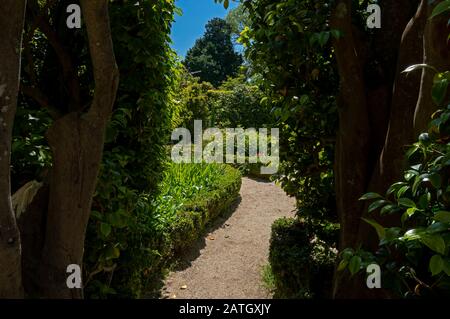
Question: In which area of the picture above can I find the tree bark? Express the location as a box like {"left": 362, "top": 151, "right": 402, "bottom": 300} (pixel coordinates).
{"left": 331, "top": 0, "right": 371, "bottom": 254}
{"left": 0, "top": 0, "right": 27, "bottom": 298}
{"left": 414, "top": 2, "right": 450, "bottom": 135}
{"left": 373, "top": 0, "right": 427, "bottom": 191}
{"left": 37, "top": 0, "right": 119, "bottom": 298}
{"left": 356, "top": 0, "right": 428, "bottom": 256}
{"left": 331, "top": 0, "right": 425, "bottom": 298}
{"left": 365, "top": 0, "right": 418, "bottom": 168}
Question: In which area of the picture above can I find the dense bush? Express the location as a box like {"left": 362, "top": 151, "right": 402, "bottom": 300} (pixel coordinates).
{"left": 209, "top": 75, "right": 274, "bottom": 129}
{"left": 85, "top": 163, "right": 241, "bottom": 298}
{"left": 268, "top": 217, "right": 337, "bottom": 299}
{"left": 83, "top": 0, "right": 183, "bottom": 298}
{"left": 339, "top": 67, "right": 450, "bottom": 298}
{"left": 176, "top": 70, "right": 273, "bottom": 131}
{"left": 237, "top": 1, "right": 340, "bottom": 295}
{"left": 240, "top": 0, "right": 339, "bottom": 228}
{"left": 176, "top": 71, "right": 215, "bottom": 131}
{"left": 168, "top": 164, "right": 242, "bottom": 250}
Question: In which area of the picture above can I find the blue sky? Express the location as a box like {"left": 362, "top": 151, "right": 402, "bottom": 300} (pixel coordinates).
{"left": 171, "top": 0, "right": 239, "bottom": 58}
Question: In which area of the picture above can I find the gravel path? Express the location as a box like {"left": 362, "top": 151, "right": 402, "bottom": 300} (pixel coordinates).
{"left": 160, "top": 177, "right": 296, "bottom": 299}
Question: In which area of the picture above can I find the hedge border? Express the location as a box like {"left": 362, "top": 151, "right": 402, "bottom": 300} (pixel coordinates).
{"left": 169, "top": 165, "right": 242, "bottom": 251}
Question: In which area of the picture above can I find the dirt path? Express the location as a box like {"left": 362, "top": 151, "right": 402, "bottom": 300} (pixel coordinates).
{"left": 161, "top": 177, "right": 296, "bottom": 299}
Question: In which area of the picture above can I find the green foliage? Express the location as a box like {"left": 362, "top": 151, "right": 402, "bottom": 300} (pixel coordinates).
{"left": 241, "top": 0, "right": 339, "bottom": 241}
{"left": 83, "top": 0, "right": 180, "bottom": 298}
{"left": 235, "top": 0, "right": 341, "bottom": 298}
{"left": 176, "top": 70, "right": 273, "bottom": 131}
{"left": 176, "top": 70, "right": 215, "bottom": 130}
{"left": 11, "top": 106, "right": 52, "bottom": 191}
{"left": 168, "top": 164, "right": 242, "bottom": 250}
{"left": 184, "top": 18, "right": 243, "bottom": 87}
{"left": 210, "top": 75, "right": 274, "bottom": 128}
{"left": 225, "top": 3, "right": 250, "bottom": 44}
{"left": 268, "top": 217, "right": 337, "bottom": 299}
{"left": 261, "top": 264, "right": 276, "bottom": 292}
{"left": 340, "top": 67, "right": 450, "bottom": 298}
{"left": 85, "top": 163, "right": 241, "bottom": 298}
{"left": 430, "top": 0, "right": 450, "bottom": 19}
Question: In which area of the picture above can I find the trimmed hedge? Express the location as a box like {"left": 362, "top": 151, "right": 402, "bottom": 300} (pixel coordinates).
{"left": 170, "top": 165, "right": 242, "bottom": 250}
{"left": 268, "top": 217, "right": 337, "bottom": 299}
{"left": 110, "top": 164, "right": 242, "bottom": 298}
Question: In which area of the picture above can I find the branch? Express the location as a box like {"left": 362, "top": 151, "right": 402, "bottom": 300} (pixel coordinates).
{"left": 27, "top": 0, "right": 82, "bottom": 112}
{"left": 80, "top": 0, "right": 119, "bottom": 123}
{"left": 20, "top": 84, "right": 61, "bottom": 119}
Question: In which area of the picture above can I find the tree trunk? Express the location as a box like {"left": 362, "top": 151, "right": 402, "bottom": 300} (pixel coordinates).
{"left": 414, "top": 2, "right": 450, "bottom": 135}
{"left": 372, "top": 0, "right": 427, "bottom": 192}
{"left": 0, "top": 0, "right": 27, "bottom": 298}
{"left": 332, "top": 0, "right": 450, "bottom": 298}
{"left": 331, "top": 0, "right": 371, "bottom": 251}
{"left": 331, "top": 0, "right": 427, "bottom": 298}
{"left": 37, "top": 0, "right": 119, "bottom": 298}
{"left": 356, "top": 0, "right": 428, "bottom": 256}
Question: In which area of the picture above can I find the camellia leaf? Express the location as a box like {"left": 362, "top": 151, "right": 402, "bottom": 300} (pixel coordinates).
{"left": 398, "top": 198, "right": 416, "bottom": 208}
{"left": 362, "top": 218, "right": 386, "bottom": 240}
{"left": 427, "top": 222, "right": 448, "bottom": 234}
{"left": 387, "top": 182, "right": 407, "bottom": 195}
{"left": 406, "top": 207, "right": 418, "bottom": 217}
{"left": 337, "top": 259, "right": 348, "bottom": 272}
{"left": 432, "top": 77, "right": 449, "bottom": 106}
{"left": 430, "top": 254, "right": 444, "bottom": 276}
{"left": 429, "top": 173, "right": 442, "bottom": 188}
{"left": 420, "top": 234, "right": 446, "bottom": 255}
{"left": 380, "top": 204, "right": 397, "bottom": 216}
{"left": 434, "top": 211, "right": 450, "bottom": 223}
{"left": 341, "top": 248, "right": 354, "bottom": 261}
{"left": 397, "top": 186, "right": 410, "bottom": 198}
{"left": 430, "top": 0, "right": 450, "bottom": 19}
{"left": 359, "top": 192, "right": 383, "bottom": 201}
{"left": 104, "top": 245, "right": 120, "bottom": 260}
{"left": 406, "top": 145, "right": 420, "bottom": 159}
{"left": 318, "top": 31, "right": 330, "bottom": 47}
{"left": 100, "top": 222, "right": 112, "bottom": 238}
{"left": 349, "top": 255, "right": 362, "bottom": 275}
{"left": 368, "top": 200, "right": 388, "bottom": 213}
{"left": 403, "top": 228, "right": 426, "bottom": 240}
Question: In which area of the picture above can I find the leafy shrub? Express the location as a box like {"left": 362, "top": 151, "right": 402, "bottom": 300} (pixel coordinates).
{"left": 176, "top": 72, "right": 216, "bottom": 131}
{"left": 240, "top": 0, "right": 339, "bottom": 237}
{"left": 85, "top": 163, "right": 241, "bottom": 298}
{"left": 209, "top": 75, "right": 274, "bottom": 129}
{"left": 338, "top": 67, "right": 450, "bottom": 298}
{"left": 83, "top": 0, "right": 180, "bottom": 298}
{"left": 170, "top": 164, "right": 242, "bottom": 250}
{"left": 269, "top": 217, "right": 337, "bottom": 299}
{"left": 237, "top": 0, "right": 340, "bottom": 298}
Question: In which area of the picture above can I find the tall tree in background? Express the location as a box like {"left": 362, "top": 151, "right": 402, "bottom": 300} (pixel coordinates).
{"left": 226, "top": 3, "right": 250, "bottom": 45}
{"left": 184, "top": 18, "right": 242, "bottom": 87}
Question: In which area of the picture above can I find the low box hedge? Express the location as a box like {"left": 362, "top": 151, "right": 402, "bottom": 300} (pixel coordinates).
{"left": 268, "top": 217, "right": 337, "bottom": 299}
{"left": 170, "top": 165, "right": 242, "bottom": 251}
